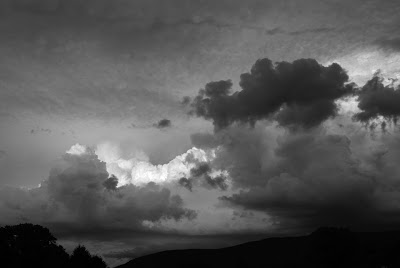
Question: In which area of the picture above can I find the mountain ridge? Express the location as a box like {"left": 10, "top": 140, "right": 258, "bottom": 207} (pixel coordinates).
{"left": 116, "top": 227, "right": 400, "bottom": 268}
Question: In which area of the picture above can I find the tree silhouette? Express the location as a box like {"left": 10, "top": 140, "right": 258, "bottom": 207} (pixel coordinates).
{"left": 0, "top": 223, "right": 107, "bottom": 268}
{"left": 70, "top": 245, "right": 107, "bottom": 268}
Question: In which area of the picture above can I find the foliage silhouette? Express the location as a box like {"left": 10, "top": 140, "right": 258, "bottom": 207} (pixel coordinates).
{"left": 70, "top": 245, "right": 108, "bottom": 268}
{"left": 0, "top": 223, "right": 107, "bottom": 268}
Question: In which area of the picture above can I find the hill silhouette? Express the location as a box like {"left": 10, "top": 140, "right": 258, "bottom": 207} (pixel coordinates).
{"left": 117, "top": 227, "right": 400, "bottom": 268}
{"left": 0, "top": 223, "right": 108, "bottom": 268}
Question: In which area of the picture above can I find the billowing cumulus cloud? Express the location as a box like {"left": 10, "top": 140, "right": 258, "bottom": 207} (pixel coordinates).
{"left": 192, "top": 118, "right": 400, "bottom": 232}
{"left": 182, "top": 56, "right": 400, "bottom": 232}
{"left": 190, "top": 58, "right": 355, "bottom": 129}
{"left": 95, "top": 142, "right": 216, "bottom": 187}
{"left": 191, "top": 122, "right": 279, "bottom": 188}
{"left": 9, "top": 141, "right": 283, "bottom": 246}
{"left": 0, "top": 145, "right": 196, "bottom": 238}
{"left": 1, "top": 141, "right": 267, "bottom": 241}
{"left": 220, "top": 132, "right": 375, "bottom": 229}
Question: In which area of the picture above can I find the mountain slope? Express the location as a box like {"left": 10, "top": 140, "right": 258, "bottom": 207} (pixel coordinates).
{"left": 116, "top": 228, "right": 400, "bottom": 268}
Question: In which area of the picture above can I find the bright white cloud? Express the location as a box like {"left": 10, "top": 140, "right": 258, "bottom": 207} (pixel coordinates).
{"left": 61, "top": 142, "right": 272, "bottom": 235}
{"left": 95, "top": 142, "right": 218, "bottom": 186}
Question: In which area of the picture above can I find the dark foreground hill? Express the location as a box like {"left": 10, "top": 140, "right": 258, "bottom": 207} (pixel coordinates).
{"left": 117, "top": 227, "right": 400, "bottom": 268}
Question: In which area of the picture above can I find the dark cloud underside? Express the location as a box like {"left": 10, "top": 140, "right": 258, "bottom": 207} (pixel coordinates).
{"left": 178, "top": 162, "right": 227, "bottom": 191}
{"left": 0, "top": 149, "right": 196, "bottom": 239}
{"left": 353, "top": 73, "right": 400, "bottom": 124}
{"left": 190, "top": 58, "right": 355, "bottom": 129}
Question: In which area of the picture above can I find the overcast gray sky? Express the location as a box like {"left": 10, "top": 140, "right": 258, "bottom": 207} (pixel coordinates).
{"left": 1, "top": 0, "right": 400, "bottom": 266}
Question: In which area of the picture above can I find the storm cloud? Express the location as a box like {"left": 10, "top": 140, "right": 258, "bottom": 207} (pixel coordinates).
{"left": 190, "top": 58, "right": 355, "bottom": 129}
{"left": 353, "top": 73, "right": 400, "bottom": 125}
{"left": 193, "top": 120, "right": 400, "bottom": 232}
{"left": 102, "top": 175, "right": 118, "bottom": 191}
{"left": 185, "top": 57, "right": 400, "bottom": 232}
{"left": 2, "top": 1, "right": 400, "bottom": 265}
{"left": 178, "top": 162, "right": 228, "bottom": 191}
{"left": 0, "top": 146, "right": 196, "bottom": 239}
{"left": 219, "top": 132, "right": 375, "bottom": 230}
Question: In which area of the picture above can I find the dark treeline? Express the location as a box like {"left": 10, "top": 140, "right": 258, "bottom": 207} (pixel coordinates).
{"left": 0, "top": 223, "right": 107, "bottom": 268}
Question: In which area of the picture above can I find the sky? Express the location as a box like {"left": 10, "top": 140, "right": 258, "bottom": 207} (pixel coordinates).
{"left": 1, "top": 0, "right": 400, "bottom": 266}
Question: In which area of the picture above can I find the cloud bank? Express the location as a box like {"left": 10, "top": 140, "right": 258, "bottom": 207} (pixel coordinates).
{"left": 0, "top": 144, "right": 197, "bottom": 238}
{"left": 186, "top": 57, "right": 400, "bottom": 232}
{"left": 2, "top": 57, "right": 400, "bottom": 261}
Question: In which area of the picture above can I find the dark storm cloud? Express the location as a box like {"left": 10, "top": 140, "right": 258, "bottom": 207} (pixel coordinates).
{"left": 204, "top": 175, "right": 227, "bottom": 191}
{"left": 154, "top": 119, "right": 172, "bottom": 129}
{"left": 190, "top": 163, "right": 211, "bottom": 177}
{"left": 218, "top": 131, "right": 400, "bottom": 231}
{"left": 178, "top": 177, "right": 192, "bottom": 192}
{"left": 190, "top": 58, "right": 355, "bottom": 129}
{"left": 353, "top": 73, "right": 400, "bottom": 124}
{"left": 191, "top": 124, "right": 271, "bottom": 188}
{"left": 191, "top": 163, "right": 227, "bottom": 191}
{"left": 187, "top": 97, "right": 400, "bottom": 232}
{"left": 0, "top": 149, "right": 196, "bottom": 239}
{"left": 103, "top": 175, "right": 118, "bottom": 191}
{"left": 177, "top": 162, "right": 227, "bottom": 191}
{"left": 189, "top": 162, "right": 227, "bottom": 190}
